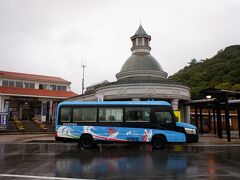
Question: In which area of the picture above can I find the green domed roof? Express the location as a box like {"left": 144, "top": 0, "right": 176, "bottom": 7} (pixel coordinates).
{"left": 116, "top": 25, "right": 168, "bottom": 82}
{"left": 121, "top": 52, "right": 163, "bottom": 72}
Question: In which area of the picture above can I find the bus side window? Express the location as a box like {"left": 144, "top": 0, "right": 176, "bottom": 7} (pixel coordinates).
{"left": 73, "top": 108, "right": 97, "bottom": 122}
{"left": 84, "top": 108, "right": 97, "bottom": 122}
{"left": 99, "top": 108, "right": 123, "bottom": 122}
{"left": 125, "top": 107, "right": 150, "bottom": 122}
{"left": 60, "top": 108, "right": 71, "bottom": 122}
{"left": 73, "top": 108, "right": 84, "bottom": 122}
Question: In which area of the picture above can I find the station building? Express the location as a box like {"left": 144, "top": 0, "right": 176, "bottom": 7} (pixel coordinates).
{"left": 68, "top": 25, "right": 191, "bottom": 122}
{"left": 0, "top": 71, "right": 77, "bottom": 123}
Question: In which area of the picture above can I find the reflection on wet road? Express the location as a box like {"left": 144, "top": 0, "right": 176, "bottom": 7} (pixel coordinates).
{"left": 0, "top": 143, "right": 240, "bottom": 179}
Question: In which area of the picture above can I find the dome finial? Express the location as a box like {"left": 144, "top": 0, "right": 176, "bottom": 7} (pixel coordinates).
{"left": 134, "top": 24, "right": 148, "bottom": 36}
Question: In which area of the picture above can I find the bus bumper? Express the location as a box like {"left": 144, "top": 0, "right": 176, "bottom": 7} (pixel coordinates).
{"left": 186, "top": 134, "right": 199, "bottom": 143}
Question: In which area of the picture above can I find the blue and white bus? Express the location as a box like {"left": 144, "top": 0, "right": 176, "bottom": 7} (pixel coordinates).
{"left": 55, "top": 101, "right": 198, "bottom": 149}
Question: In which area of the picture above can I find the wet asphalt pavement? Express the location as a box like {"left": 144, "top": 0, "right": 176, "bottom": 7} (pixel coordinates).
{"left": 0, "top": 143, "right": 240, "bottom": 179}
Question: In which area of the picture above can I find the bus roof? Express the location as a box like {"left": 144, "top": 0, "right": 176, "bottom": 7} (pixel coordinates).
{"left": 58, "top": 101, "right": 171, "bottom": 107}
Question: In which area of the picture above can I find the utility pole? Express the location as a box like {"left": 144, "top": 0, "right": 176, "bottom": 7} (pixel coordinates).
{"left": 81, "top": 64, "right": 86, "bottom": 94}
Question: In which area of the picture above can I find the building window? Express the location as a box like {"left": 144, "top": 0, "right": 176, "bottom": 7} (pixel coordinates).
{"left": 29, "top": 83, "right": 35, "bottom": 89}
{"left": 16, "top": 81, "right": 23, "bottom": 88}
{"left": 144, "top": 38, "right": 149, "bottom": 46}
{"left": 138, "top": 38, "right": 142, "bottom": 46}
{"left": 57, "top": 85, "right": 67, "bottom": 91}
{"left": 24, "top": 82, "right": 29, "bottom": 88}
{"left": 45, "top": 84, "right": 49, "bottom": 89}
{"left": 2, "top": 80, "right": 34, "bottom": 89}
{"left": 8, "top": 81, "right": 14, "bottom": 87}
{"left": 50, "top": 85, "right": 56, "bottom": 90}
{"left": 39, "top": 84, "right": 49, "bottom": 90}
{"left": 2, "top": 80, "right": 8, "bottom": 87}
{"left": 133, "top": 39, "right": 136, "bottom": 47}
{"left": 39, "top": 84, "right": 44, "bottom": 89}
{"left": 62, "top": 86, "right": 66, "bottom": 91}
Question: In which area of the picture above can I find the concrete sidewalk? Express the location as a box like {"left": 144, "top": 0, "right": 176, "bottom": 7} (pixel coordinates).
{"left": 198, "top": 135, "right": 240, "bottom": 145}
{"left": 0, "top": 133, "right": 55, "bottom": 143}
{"left": 0, "top": 133, "right": 240, "bottom": 144}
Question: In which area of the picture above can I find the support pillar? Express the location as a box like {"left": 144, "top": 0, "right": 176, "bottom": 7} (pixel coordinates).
{"left": 49, "top": 101, "right": 53, "bottom": 123}
{"left": 224, "top": 96, "right": 231, "bottom": 142}
{"left": 200, "top": 107, "right": 203, "bottom": 135}
{"left": 52, "top": 102, "right": 57, "bottom": 125}
{"left": 208, "top": 109, "right": 212, "bottom": 133}
{"left": 41, "top": 101, "right": 47, "bottom": 122}
{"left": 132, "top": 98, "right": 141, "bottom": 101}
{"left": 0, "top": 96, "right": 3, "bottom": 112}
{"left": 237, "top": 106, "right": 240, "bottom": 139}
{"left": 96, "top": 94, "right": 104, "bottom": 102}
{"left": 213, "top": 108, "right": 216, "bottom": 134}
{"left": 195, "top": 107, "right": 198, "bottom": 128}
{"left": 217, "top": 103, "right": 222, "bottom": 139}
{"left": 171, "top": 99, "right": 179, "bottom": 111}
{"left": 185, "top": 105, "right": 190, "bottom": 123}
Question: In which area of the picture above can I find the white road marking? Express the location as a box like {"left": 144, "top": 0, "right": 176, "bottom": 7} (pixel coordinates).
{"left": 0, "top": 174, "right": 94, "bottom": 180}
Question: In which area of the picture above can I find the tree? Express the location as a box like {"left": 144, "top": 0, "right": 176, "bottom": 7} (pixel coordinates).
{"left": 232, "top": 84, "right": 240, "bottom": 91}
{"left": 215, "top": 82, "right": 232, "bottom": 90}
{"left": 169, "top": 45, "right": 240, "bottom": 99}
{"left": 188, "top": 59, "right": 197, "bottom": 66}
{"left": 217, "top": 49, "right": 223, "bottom": 55}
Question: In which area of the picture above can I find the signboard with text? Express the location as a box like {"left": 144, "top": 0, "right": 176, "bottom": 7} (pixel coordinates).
{"left": 0, "top": 101, "right": 9, "bottom": 131}
{"left": 0, "top": 112, "right": 8, "bottom": 131}
{"left": 174, "top": 111, "right": 181, "bottom": 122}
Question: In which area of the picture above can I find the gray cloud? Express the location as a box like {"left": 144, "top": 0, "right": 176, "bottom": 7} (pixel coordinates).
{"left": 1, "top": 0, "right": 240, "bottom": 94}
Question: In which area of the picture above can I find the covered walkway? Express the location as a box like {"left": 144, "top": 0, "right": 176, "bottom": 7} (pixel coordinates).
{"left": 187, "top": 88, "right": 240, "bottom": 142}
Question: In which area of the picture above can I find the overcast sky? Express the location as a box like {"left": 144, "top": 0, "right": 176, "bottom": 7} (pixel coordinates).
{"left": 1, "top": 0, "right": 240, "bottom": 94}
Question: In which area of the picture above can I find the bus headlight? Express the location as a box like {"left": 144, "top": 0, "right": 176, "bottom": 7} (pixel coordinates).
{"left": 184, "top": 127, "right": 197, "bottom": 134}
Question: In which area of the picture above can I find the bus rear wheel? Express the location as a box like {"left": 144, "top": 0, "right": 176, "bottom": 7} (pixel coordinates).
{"left": 152, "top": 135, "right": 166, "bottom": 149}
{"left": 80, "top": 134, "right": 94, "bottom": 149}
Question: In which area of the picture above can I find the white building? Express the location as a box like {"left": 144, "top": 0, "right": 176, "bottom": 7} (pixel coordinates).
{"left": 68, "top": 25, "right": 191, "bottom": 122}
{"left": 0, "top": 71, "right": 77, "bottom": 123}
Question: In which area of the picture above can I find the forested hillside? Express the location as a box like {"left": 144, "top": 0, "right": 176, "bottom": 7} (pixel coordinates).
{"left": 169, "top": 45, "right": 240, "bottom": 99}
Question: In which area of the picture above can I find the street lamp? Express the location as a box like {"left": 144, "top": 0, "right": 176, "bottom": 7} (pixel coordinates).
{"left": 81, "top": 64, "right": 86, "bottom": 94}
{"left": 206, "top": 95, "right": 212, "bottom": 99}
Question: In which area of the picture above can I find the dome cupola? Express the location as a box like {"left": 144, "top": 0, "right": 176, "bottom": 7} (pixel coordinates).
{"left": 116, "top": 25, "right": 168, "bottom": 82}
{"left": 130, "top": 25, "right": 151, "bottom": 53}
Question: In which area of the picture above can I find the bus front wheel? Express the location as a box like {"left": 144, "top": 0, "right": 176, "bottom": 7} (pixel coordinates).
{"left": 152, "top": 135, "right": 166, "bottom": 149}
{"left": 80, "top": 134, "right": 94, "bottom": 149}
